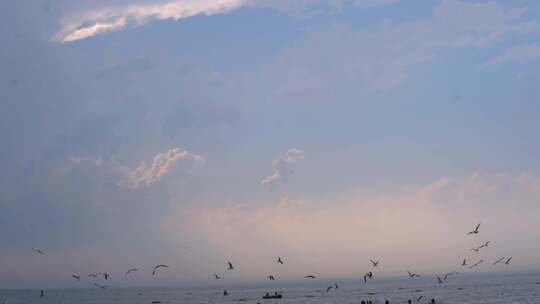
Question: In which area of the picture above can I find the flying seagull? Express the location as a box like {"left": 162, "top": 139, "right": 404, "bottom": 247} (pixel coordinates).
{"left": 471, "top": 241, "right": 490, "bottom": 252}
{"left": 364, "top": 271, "right": 374, "bottom": 283}
{"left": 326, "top": 285, "right": 334, "bottom": 292}
{"left": 370, "top": 259, "right": 379, "bottom": 267}
{"left": 504, "top": 257, "right": 512, "bottom": 265}
{"left": 462, "top": 259, "right": 467, "bottom": 266}
{"left": 416, "top": 295, "right": 424, "bottom": 302}
{"left": 408, "top": 271, "right": 421, "bottom": 278}
{"left": 277, "top": 257, "right": 284, "bottom": 264}
{"left": 492, "top": 257, "right": 506, "bottom": 266}
{"left": 88, "top": 273, "right": 98, "bottom": 278}
{"left": 444, "top": 272, "right": 459, "bottom": 280}
{"left": 468, "top": 259, "right": 483, "bottom": 269}
{"left": 31, "top": 248, "right": 45, "bottom": 255}
{"left": 334, "top": 284, "right": 339, "bottom": 289}
{"left": 125, "top": 268, "right": 138, "bottom": 278}
{"left": 213, "top": 274, "right": 221, "bottom": 279}
{"left": 437, "top": 276, "right": 443, "bottom": 284}
{"left": 72, "top": 274, "right": 80, "bottom": 281}
{"left": 268, "top": 275, "right": 275, "bottom": 280}
{"left": 102, "top": 273, "right": 110, "bottom": 280}
{"left": 152, "top": 265, "right": 169, "bottom": 276}
{"left": 304, "top": 275, "right": 316, "bottom": 279}
{"left": 227, "top": 262, "right": 234, "bottom": 270}
{"left": 467, "top": 223, "right": 481, "bottom": 234}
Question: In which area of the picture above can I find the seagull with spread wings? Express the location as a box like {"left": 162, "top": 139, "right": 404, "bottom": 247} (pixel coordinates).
{"left": 152, "top": 265, "right": 168, "bottom": 276}
{"left": 31, "top": 248, "right": 45, "bottom": 255}
{"left": 493, "top": 257, "right": 506, "bottom": 265}
{"left": 468, "top": 259, "right": 483, "bottom": 269}
{"left": 467, "top": 223, "right": 481, "bottom": 234}
{"left": 408, "top": 271, "right": 421, "bottom": 278}
{"left": 125, "top": 268, "right": 138, "bottom": 278}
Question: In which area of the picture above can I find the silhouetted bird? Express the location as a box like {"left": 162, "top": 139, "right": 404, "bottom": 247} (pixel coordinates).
{"left": 277, "top": 257, "right": 284, "bottom": 264}
{"left": 468, "top": 259, "right": 483, "bottom": 269}
{"left": 125, "top": 268, "right": 138, "bottom": 278}
{"left": 214, "top": 274, "right": 221, "bottom": 279}
{"left": 408, "top": 271, "right": 421, "bottom": 278}
{"left": 504, "top": 257, "right": 512, "bottom": 265}
{"left": 304, "top": 275, "right": 316, "bottom": 279}
{"left": 227, "top": 262, "right": 234, "bottom": 270}
{"left": 437, "top": 276, "right": 443, "bottom": 284}
{"left": 40, "top": 290, "right": 44, "bottom": 297}
{"left": 462, "top": 259, "right": 467, "bottom": 266}
{"left": 370, "top": 259, "right": 379, "bottom": 267}
{"left": 444, "top": 271, "right": 459, "bottom": 280}
{"left": 268, "top": 275, "right": 275, "bottom": 280}
{"left": 31, "top": 248, "right": 45, "bottom": 255}
{"left": 467, "top": 223, "right": 481, "bottom": 234}
{"left": 152, "top": 265, "right": 169, "bottom": 276}
{"left": 102, "top": 273, "right": 110, "bottom": 280}
{"left": 492, "top": 257, "right": 506, "bottom": 265}
{"left": 72, "top": 274, "right": 80, "bottom": 281}
{"left": 364, "top": 271, "right": 374, "bottom": 283}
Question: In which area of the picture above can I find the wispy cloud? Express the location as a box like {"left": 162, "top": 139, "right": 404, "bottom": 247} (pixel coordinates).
{"left": 487, "top": 43, "right": 540, "bottom": 66}
{"left": 57, "top": 0, "right": 246, "bottom": 42}
{"left": 55, "top": 0, "right": 400, "bottom": 42}
{"left": 269, "top": 0, "right": 537, "bottom": 99}
{"left": 260, "top": 148, "right": 304, "bottom": 188}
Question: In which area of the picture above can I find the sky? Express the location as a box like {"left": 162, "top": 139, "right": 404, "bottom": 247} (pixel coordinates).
{"left": 1, "top": 0, "right": 540, "bottom": 289}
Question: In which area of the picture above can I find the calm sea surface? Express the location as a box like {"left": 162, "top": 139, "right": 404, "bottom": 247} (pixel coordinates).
{"left": 2, "top": 272, "right": 539, "bottom": 304}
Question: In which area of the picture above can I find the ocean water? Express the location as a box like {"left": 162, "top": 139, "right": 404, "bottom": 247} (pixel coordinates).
{"left": 2, "top": 273, "right": 539, "bottom": 304}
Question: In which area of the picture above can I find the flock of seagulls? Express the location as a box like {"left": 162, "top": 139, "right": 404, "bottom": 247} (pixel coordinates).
{"left": 29, "top": 221, "right": 514, "bottom": 302}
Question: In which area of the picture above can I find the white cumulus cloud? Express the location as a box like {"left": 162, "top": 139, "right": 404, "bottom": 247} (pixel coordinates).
{"left": 130, "top": 147, "right": 206, "bottom": 188}
{"left": 260, "top": 148, "right": 304, "bottom": 188}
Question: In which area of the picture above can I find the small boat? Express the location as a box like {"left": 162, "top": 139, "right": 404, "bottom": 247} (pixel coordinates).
{"left": 262, "top": 294, "right": 282, "bottom": 299}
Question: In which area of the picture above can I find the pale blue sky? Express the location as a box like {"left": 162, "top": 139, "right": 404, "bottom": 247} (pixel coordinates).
{"left": 1, "top": 0, "right": 540, "bottom": 288}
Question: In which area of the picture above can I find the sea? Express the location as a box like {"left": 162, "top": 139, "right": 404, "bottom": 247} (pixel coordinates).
{"left": 1, "top": 272, "right": 539, "bottom": 304}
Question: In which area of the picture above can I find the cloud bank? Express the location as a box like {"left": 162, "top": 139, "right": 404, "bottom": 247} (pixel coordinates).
{"left": 196, "top": 172, "right": 540, "bottom": 278}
